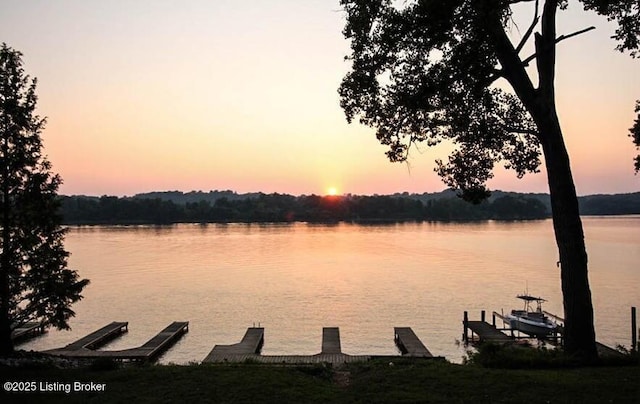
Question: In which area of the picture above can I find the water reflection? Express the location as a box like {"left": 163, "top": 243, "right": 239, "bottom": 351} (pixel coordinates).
{"left": 24, "top": 217, "right": 640, "bottom": 364}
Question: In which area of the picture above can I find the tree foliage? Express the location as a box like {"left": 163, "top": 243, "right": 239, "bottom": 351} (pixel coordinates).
{"left": 631, "top": 100, "right": 640, "bottom": 172}
{"left": 339, "top": 1, "right": 541, "bottom": 202}
{"left": 0, "top": 44, "right": 89, "bottom": 354}
{"left": 339, "top": 0, "right": 638, "bottom": 201}
{"left": 339, "top": 0, "right": 639, "bottom": 360}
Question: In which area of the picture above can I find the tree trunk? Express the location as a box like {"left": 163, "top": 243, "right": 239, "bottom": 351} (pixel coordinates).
{"left": 0, "top": 313, "right": 12, "bottom": 356}
{"left": 535, "top": 107, "right": 598, "bottom": 361}
{"left": 479, "top": 0, "right": 599, "bottom": 361}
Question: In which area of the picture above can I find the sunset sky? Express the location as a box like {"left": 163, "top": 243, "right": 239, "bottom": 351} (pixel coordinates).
{"left": 1, "top": 1, "right": 638, "bottom": 196}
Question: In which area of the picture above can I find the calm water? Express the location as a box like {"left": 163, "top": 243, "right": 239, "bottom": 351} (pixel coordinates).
{"left": 21, "top": 217, "right": 640, "bottom": 363}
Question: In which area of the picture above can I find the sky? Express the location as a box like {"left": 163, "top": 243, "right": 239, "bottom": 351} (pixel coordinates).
{"left": 0, "top": 0, "right": 638, "bottom": 197}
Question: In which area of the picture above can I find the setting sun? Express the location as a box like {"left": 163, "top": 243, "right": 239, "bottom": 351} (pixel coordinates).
{"left": 327, "top": 187, "right": 338, "bottom": 196}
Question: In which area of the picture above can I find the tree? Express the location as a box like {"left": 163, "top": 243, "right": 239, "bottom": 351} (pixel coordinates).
{"left": 0, "top": 44, "right": 89, "bottom": 355}
{"left": 631, "top": 100, "right": 640, "bottom": 172}
{"left": 339, "top": 0, "right": 639, "bottom": 361}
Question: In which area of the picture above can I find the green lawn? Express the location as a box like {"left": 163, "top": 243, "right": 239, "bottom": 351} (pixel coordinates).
{"left": 1, "top": 358, "right": 639, "bottom": 403}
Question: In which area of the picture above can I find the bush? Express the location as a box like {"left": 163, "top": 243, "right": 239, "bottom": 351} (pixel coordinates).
{"left": 465, "top": 343, "right": 581, "bottom": 369}
{"left": 89, "top": 357, "right": 120, "bottom": 371}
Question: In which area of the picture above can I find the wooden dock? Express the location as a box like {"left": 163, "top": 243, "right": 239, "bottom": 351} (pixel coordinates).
{"left": 207, "top": 353, "right": 373, "bottom": 364}
{"left": 62, "top": 322, "right": 129, "bottom": 350}
{"left": 463, "top": 310, "right": 630, "bottom": 360}
{"left": 12, "top": 322, "right": 46, "bottom": 344}
{"left": 321, "top": 327, "right": 341, "bottom": 354}
{"left": 203, "top": 327, "right": 265, "bottom": 361}
{"left": 464, "top": 321, "right": 513, "bottom": 343}
{"left": 203, "top": 326, "right": 437, "bottom": 365}
{"left": 463, "top": 312, "right": 514, "bottom": 344}
{"left": 203, "top": 327, "right": 373, "bottom": 365}
{"left": 394, "top": 327, "right": 433, "bottom": 357}
{"left": 115, "top": 321, "right": 190, "bottom": 360}
{"left": 46, "top": 321, "right": 188, "bottom": 362}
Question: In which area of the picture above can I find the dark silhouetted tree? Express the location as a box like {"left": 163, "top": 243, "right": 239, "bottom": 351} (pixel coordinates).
{"left": 339, "top": 0, "right": 639, "bottom": 361}
{"left": 631, "top": 100, "right": 640, "bottom": 172}
{"left": 0, "top": 44, "right": 89, "bottom": 355}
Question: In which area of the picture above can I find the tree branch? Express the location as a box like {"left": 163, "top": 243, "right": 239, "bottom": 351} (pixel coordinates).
{"left": 475, "top": 4, "right": 537, "bottom": 113}
{"left": 521, "top": 26, "right": 596, "bottom": 66}
{"left": 500, "top": 125, "right": 538, "bottom": 135}
{"left": 515, "top": 0, "right": 540, "bottom": 54}
{"left": 556, "top": 26, "right": 596, "bottom": 44}
{"left": 485, "top": 69, "right": 505, "bottom": 86}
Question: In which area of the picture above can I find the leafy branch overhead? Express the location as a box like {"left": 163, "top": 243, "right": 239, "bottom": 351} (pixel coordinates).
{"left": 339, "top": 0, "right": 639, "bottom": 202}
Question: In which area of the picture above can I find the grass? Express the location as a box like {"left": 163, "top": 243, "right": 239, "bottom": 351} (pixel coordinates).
{"left": 1, "top": 355, "right": 639, "bottom": 403}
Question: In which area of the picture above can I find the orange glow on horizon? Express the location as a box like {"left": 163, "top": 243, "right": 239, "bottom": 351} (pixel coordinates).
{"left": 326, "top": 187, "right": 339, "bottom": 196}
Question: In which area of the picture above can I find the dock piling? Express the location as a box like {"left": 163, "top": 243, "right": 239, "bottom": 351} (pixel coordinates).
{"left": 463, "top": 311, "right": 469, "bottom": 343}
{"left": 632, "top": 306, "right": 637, "bottom": 353}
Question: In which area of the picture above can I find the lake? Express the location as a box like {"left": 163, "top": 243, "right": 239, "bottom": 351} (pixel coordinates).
{"left": 20, "top": 217, "right": 640, "bottom": 363}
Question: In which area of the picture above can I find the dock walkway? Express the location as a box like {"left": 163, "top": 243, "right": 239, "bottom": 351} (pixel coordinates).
{"left": 394, "top": 327, "right": 433, "bottom": 357}
{"left": 464, "top": 321, "right": 513, "bottom": 344}
{"left": 203, "top": 326, "right": 437, "bottom": 365}
{"left": 321, "top": 327, "right": 342, "bottom": 354}
{"left": 63, "top": 322, "right": 129, "bottom": 350}
{"left": 46, "top": 321, "right": 188, "bottom": 362}
{"left": 203, "top": 327, "right": 264, "bottom": 361}
{"left": 12, "top": 322, "right": 46, "bottom": 344}
{"left": 115, "top": 321, "right": 190, "bottom": 360}
{"left": 203, "top": 327, "right": 368, "bottom": 365}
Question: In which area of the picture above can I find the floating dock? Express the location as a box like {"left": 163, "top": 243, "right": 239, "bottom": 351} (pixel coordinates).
{"left": 321, "top": 327, "right": 342, "bottom": 354}
{"left": 61, "top": 321, "right": 129, "bottom": 350}
{"left": 203, "top": 327, "right": 369, "bottom": 364}
{"left": 46, "top": 321, "right": 188, "bottom": 362}
{"left": 12, "top": 322, "right": 47, "bottom": 344}
{"left": 203, "top": 326, "right": 436, "bottom": 365}
{"left": 203, "top": 327, "right": 265, "bottom": 361}
{"left": 394, "top": 327, "right": 433, "bottom": 357}
{"left": 114, "top": 321, "right": 190, "bottom": 360}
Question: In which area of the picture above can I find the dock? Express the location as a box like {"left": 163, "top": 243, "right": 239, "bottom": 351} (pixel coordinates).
{"left": 321, "top": 327, "right": 341, "bottom": 354}
{"left": 61, "top": 322, "right": 129, "bottom": 350}
{"left": 462, "top": 310, "right": 631, "bottom": 360}
{"left": 203, "top": 327, "right": 265, "bottom": 361}
{"left": 115, "top": 321, "right": 190, "bottom": 360}
{"left": 46, "top": 321, "right": 188, "bottom": 362}
{"left": 464, "top": 321, "right": 514, "bottom": 344}
{"left": 463, "top": 311, "right": 513, "bottom": 344}
{"left": 203, "top": 326, "right": 438, "bottom": 365}
{"left": 12, "top": 322, "right": 47, "bottom": 344}
{"left": 394, "top": 327, "right": 433, "bottom": 357}
{"left": 203, "top": 327, "right": 371, "bottom": 364}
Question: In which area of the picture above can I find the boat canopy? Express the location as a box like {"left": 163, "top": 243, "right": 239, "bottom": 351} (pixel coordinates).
{"left": 516, "top": 294, "right": 546, "bottom": 302}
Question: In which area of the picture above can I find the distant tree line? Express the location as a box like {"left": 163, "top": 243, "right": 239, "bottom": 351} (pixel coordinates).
{"left": 59, "top": 193, "right": 552, "bottom": 225}
{"left": 58, "top": 190, "right": 640, "bottom": 225}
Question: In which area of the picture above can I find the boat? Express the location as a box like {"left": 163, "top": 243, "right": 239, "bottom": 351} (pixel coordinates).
{"left": 505, "top": 294, "right": 558, "bottom": 337}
